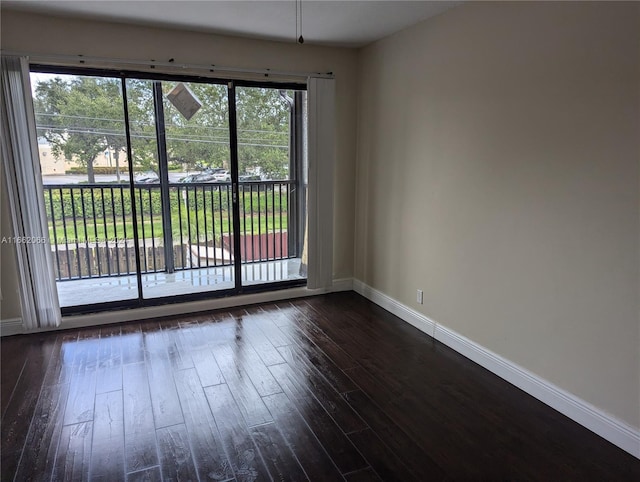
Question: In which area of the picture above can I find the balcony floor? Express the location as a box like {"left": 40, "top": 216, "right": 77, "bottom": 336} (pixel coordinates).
{"left": 56, "top": 258, "right": 304, "bottom": 308}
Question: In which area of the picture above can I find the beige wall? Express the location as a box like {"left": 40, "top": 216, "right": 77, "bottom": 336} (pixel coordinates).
{"left": 0, "top": 10, "right": 359, "bottom": 319}
{"left": 355, "top": 1, "right": 640, "bottom": 428}
{"left": 0, "top": 161, "right": 21, "bottom": 320}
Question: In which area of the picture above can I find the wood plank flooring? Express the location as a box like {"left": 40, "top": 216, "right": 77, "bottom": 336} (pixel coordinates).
{"left": 2, "top": 292, "right": 639, "bottom": 481}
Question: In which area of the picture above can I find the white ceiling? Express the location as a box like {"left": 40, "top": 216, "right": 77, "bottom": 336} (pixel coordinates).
{"left": 2, "top": 0, "right": 461, "bottom": 47}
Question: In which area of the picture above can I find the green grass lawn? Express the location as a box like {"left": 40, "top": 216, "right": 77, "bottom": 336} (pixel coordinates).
{"left": 49, "top": 210, "right": 289, "bottom": 244}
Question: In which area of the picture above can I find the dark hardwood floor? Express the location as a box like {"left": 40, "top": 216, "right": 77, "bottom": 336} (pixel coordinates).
{"left": 2, "top": 292, "right": 639, "bottom": 481}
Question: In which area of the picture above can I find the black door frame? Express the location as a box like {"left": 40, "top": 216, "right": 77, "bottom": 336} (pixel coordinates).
{"left": 151, "top": 80, "right": 175, "bottom": 274}
{"left": 30, "top": 64, "right": 307, "bottom": 316}
{"left": 227, "top": 81, "right": 243, "bottom": 292}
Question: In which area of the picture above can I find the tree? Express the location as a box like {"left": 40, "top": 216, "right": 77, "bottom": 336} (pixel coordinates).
{"left": 125, "top": 79, "right": 162, "bottom": 174}
{"left": 34, "top": 76, "right": 127, "bottom": 183}
{"left": 236, "top": 87, "right": 291, "bottom": 179}
{"left": 33, "top": 76, "right": 294, "bottom": 181}
{"left": 161, "top": 84, "right": 292, "bottom": 178}
{"left": 162, "top": 82, "right": 230, "bottom": 172}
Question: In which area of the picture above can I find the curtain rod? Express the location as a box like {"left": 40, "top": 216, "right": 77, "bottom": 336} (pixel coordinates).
{"left": 0, "top": 50, "right": 334, "bottom": 80}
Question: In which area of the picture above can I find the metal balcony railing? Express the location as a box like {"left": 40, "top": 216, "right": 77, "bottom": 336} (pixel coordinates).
{"left": 43, "top": 180, "right": 297, "bottom": 281}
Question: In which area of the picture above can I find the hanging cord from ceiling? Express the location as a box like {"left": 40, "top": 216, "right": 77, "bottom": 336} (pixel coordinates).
{"left": 296, "top": 0, "right": 304, "bottom": 44}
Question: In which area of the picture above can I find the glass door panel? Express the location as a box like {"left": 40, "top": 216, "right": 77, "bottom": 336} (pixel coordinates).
{"left": 126, "top": 78, "right": 166, "bottom": 297}
{"left": 235, "top": 86, "right": 307, "bottom": 287}
{"left": 31, "top": 72, "right": 140, "bottom": 308}
{"left": 141, "top": 80, "right": 235, "bottom": 299}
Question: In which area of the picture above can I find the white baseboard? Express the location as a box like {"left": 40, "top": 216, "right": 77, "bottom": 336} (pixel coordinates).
{"left": 352, "top": 279, "right": 640, "bottom": 459}
{"left": 0, "top": 317, "right": 24, "bottom": 336}
{"left": 332, "top": 277, "right": 354, "bottom": 292}
{"left": 353, "top": 279, "right": 436, "bottom": 337}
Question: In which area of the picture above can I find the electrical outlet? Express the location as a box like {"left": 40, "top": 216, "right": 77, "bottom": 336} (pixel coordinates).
{"left": 416, "top": 289, "right": 423, "bottom": 304}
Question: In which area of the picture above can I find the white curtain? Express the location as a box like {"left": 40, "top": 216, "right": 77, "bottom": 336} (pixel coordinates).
{"left": 306, "top": 77, "right": 336, "bottom": 290}
{"left": 1, "top": 56, "right": 61, "bottom": 328}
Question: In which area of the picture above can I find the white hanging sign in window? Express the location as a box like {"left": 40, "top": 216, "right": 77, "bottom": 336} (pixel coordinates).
{"left": 166, "top": 82, "right": 202, "bottom": 120}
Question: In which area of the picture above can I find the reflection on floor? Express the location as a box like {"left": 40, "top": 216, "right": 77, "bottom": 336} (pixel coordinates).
{"left": 56, "top": 258, "right": 304, "bottom": 307}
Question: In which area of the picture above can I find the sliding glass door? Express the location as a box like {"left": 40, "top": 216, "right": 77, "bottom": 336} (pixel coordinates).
{"left": 129, "top": 79, "right": 237, "bottom": 299}
{"left": 32, "top": 71, "right": 141, "bottom": 307}
{"left": 236, "top": 86, "right": 307, "bottom": 288}
{"left": 31, "top": 67, "right": 307, "bottom": 312}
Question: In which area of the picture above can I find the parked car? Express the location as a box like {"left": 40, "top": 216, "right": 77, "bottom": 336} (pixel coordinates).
{"left": 179, "top": 172, "right": 215, "bottom": 183}
{"left": 239, "top": 174, "right": 261, "bottom": 182}
{"left": 212, "top": 170, "right": 231, "bottom": 182}
{"left": 134, "top": 172, "right": 159, "bottom": 183}
{"left": 180, "top": 167, "right": 229, "bottom": 183}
